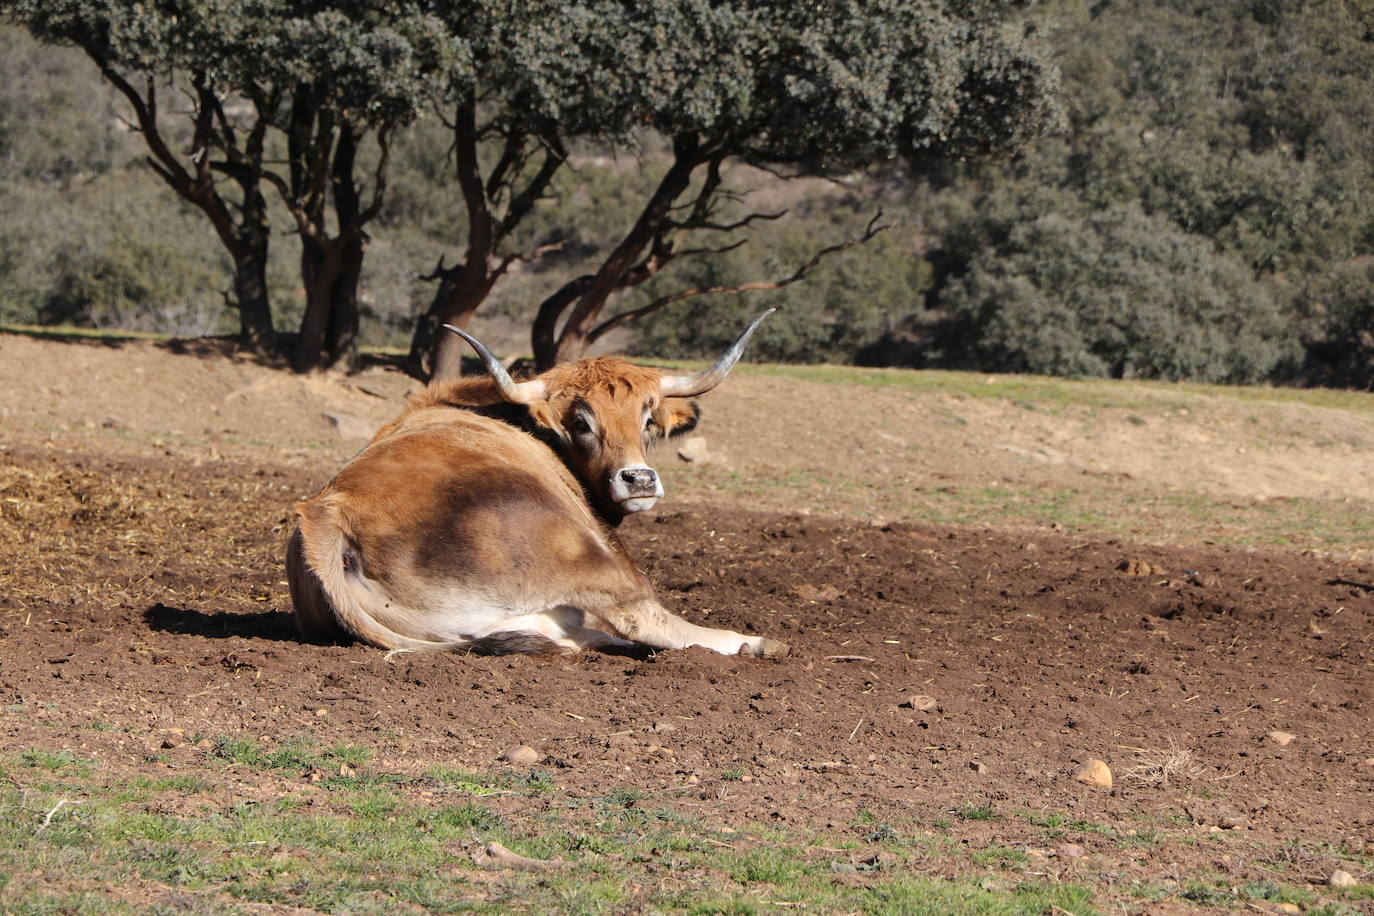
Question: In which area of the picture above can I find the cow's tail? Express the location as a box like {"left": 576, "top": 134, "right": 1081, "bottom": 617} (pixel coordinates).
{"left": 287, "top": 496, "right": 474, "bottom": 652}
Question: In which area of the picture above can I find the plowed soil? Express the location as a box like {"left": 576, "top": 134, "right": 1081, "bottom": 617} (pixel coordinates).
{"left": 1, "top": 332, "right": 1372, "bottom": 910}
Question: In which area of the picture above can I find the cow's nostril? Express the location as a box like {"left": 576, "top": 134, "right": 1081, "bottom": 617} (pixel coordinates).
{"left": 620, "top": 468, "right": 656, "bottom": 487}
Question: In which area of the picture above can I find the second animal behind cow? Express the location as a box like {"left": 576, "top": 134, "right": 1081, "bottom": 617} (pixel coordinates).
{"left": 286, "top": 310, "right": 788, "bottom": 659}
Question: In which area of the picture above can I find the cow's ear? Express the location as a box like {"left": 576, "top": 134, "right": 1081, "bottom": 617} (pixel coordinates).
{"left": 526, "top": 401, "right": 565, "bottom": 437}
{"left": 653, "top": 399, "right": 700, "bottom": 439}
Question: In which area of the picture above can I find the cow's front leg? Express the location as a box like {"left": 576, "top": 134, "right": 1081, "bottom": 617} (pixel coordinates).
{"left": 592, "top": 598, "right": 788, "bottom": 658}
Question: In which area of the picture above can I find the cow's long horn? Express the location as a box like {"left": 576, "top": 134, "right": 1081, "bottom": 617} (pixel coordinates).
{"left": 658, "top": 308, "right": 775, "bottom": 398}
{"left": 442, "top": 324, "right": 546, "bottom": 404}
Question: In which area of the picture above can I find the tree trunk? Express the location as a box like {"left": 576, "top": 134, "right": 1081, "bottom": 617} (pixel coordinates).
{"left": 545, "top": 135, "right": 705, "bottom": 367}
{"left": 325, "top": 230, "right": 363, "bottom": 371}
{"left": 324, "top": 124, "right": 365, "bottom": 372}
{"left": 410, "top": 101, "right": 498, "bottom": 381}
{"left": 424, "top": 273, "right": 493, "bottom": 381}
{"left": 231, "top": 226, "right": 277, "bottom": 358}
{"left": 532, "top": 276, "right": 595, "bottom": 371}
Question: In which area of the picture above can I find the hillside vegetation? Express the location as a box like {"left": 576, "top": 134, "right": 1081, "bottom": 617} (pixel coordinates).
{"left": 1, "top": 0, "right": 1372, "bottom": 385}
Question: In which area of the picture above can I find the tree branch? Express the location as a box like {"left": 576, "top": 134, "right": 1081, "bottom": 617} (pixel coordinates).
{"left": 496, "top": 133, "right": 567, "bottom": 240}
{"left": 586, "top": 211, "right": 891, "bottom": 345}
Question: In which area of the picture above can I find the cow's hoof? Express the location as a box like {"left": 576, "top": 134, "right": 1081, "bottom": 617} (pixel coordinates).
{"left": 755, "top": 638, "right": 789, "bottom": 659}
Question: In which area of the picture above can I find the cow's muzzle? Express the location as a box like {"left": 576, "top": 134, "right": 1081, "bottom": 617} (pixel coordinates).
{"left": 611, "top": 465, "right": 663, "bottom": 512}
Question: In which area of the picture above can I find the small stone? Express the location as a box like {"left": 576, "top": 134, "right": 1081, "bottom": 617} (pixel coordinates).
{"left": 685, "top": 773, "right": 699, "bottom": 785}
{"left": 1056, "top": 843, "right": 1085, "bottom": 859}
{"left": 652, "top": 720, "right": 678, "bottom": 733}
{"left": 969, "top": 761, "right": 988, "bottom": 775}
{"left": 676, "top": 435, "right": 711, "bottom": 464}
{"left": 1267, "top": 730, "right": 1296, "bottom": 746}
{"left": 1274, "top": 904, "right": 1301, "bottom": 915}
{"left": 900, "top": 695, "right": 938, "bottom": 712}
{"left": 315, "top": 708, "right": 328, "bottom": 717}
{"left": 1071, "top": 759, "right": 1113, "bottom": 789}
{"left": 501, "top": 745, "right": 541, "bottom": 766}
{"left": 1329, "top": 869, "right": 1356, "bottom": 888}
{"left": 321, "top": 411, "right": 375, "bottom": 441}
{"left": 793, "top": 583, "right": 842, "bottom": 602}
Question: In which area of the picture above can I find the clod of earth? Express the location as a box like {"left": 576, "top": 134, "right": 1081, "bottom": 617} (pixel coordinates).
{"left": 794, "top": 583, "right": 843, "bottom": 602}
{"left": 1267, "top": 730, "right": 1296, "bottom": 746}
{"left": 900, "top": 695, "right": 939, "bottom": 711}
{"left": 1072, "top": 759, "right": 1113, "bottom": 789}
{"left": 1118, "top": 559, "right": 1167, "bottom": 576}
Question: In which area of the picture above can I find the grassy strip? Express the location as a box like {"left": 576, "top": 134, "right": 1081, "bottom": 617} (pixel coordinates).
{"left": 3, "top": 743, "right": 1370, "bottom": 914}
{"left": 0, "top": 745, "right": 1105, "bottom": 915}
{"left": 685, "top": 466, "right": 1374, "bottom": 551}
{"left": 698, "top": 361, "right": 1374, "bottom": 415}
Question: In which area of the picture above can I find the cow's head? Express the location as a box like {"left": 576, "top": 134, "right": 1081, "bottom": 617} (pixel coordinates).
{"left": 444, "top": 310, "right": 773, "bottom": 520}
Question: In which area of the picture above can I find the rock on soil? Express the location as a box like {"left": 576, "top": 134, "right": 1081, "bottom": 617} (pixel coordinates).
{"left": 676, "top": 435, "right": 712, "bottom": 464}
{"left": 500, "top": 745, "right": 541, "bottom": 766}
{"left": 1072, "top": 759, "right": 1113, "bottom": 789}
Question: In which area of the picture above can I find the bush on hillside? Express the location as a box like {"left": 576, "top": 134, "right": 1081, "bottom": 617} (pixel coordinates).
{"left": 932, "top": 204, "right": 1300, "bottom": 382}
{"left": 1300, "top": 259, "right": 1374, "bottom": 390}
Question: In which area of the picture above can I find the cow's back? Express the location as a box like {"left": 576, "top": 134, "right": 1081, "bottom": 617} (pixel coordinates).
{"left": 292, "top": 407, "right": 644, "bottom": 644}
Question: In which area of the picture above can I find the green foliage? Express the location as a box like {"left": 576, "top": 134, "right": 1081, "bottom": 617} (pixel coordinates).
{"left": 4, "top": 0, "right": 1373, "bottom": 385}
{"left": 492, "top": 0, "right": 1062, "bottom": 165}
{"left": 935, "top": 201, "right": 1299, "bottom": 382}
{"left": 1300, "top": 258, "right": 1374, "bottom": 390}
{"left": 955, "top": 803, "right": 998, "bottom": 821}
{"left": 912, "top": 0, "right": 1374, "bottom": 386}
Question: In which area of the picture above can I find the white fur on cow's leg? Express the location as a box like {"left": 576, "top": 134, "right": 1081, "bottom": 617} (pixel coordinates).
{"left": 473, "top": 607, "right": 638, "bottom": 654}
{"left": 596, "top": 598, "right": 789, "bottom": 658}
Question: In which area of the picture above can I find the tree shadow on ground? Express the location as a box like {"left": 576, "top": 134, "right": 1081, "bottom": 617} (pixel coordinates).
{"left": 144, "top": 603, "right": 300, "bottom": 642}
{"left": 1, "top": 326, "right": 428, "bottom": 380}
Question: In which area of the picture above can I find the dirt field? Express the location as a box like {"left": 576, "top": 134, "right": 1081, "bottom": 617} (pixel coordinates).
{"left": 1, "top": 332, "right": 1372, "bottom": 913}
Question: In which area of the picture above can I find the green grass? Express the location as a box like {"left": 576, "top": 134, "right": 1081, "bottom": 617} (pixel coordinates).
{"left": 954, "top": 803, "right": 998, "bottom": 822}
{"left": 4, "top": 744, "right": 1348, "bottom": 915}
{"left": 689, "top": 464, "right": 1374, "bottom": 550}
{"left": 0, "top": 744, "right": 1114, "bottom": 915}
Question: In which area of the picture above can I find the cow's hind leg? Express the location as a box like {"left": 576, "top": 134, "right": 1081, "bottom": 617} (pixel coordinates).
{"left": 286, "top": 527, "right": 351, "bottom": 643}
{"left": 590, "top": 598, "right": 788, "bottom": 658}
{"left": 469, "top": 607, "right": 640, "bottom": 656}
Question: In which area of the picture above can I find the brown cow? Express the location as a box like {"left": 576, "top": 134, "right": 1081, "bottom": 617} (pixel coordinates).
{"left": 286, "top": 311, "right": 787, "bottom": 658}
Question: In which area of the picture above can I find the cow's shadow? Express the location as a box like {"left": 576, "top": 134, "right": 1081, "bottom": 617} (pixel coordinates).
{"left": 144, "top": 603, "right": 300, "bottom": 642}
{"left": 143, "top": 603, "right": 662, "bottom": 657}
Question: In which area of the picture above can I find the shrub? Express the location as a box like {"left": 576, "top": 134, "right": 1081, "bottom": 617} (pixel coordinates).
{"left": 932, "top": 203, "right": 1300, "bottom": 382}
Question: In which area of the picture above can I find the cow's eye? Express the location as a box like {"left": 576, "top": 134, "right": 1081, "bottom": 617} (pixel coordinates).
{"left": 567, "top": 416, "right": 591, "bottom": 435}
